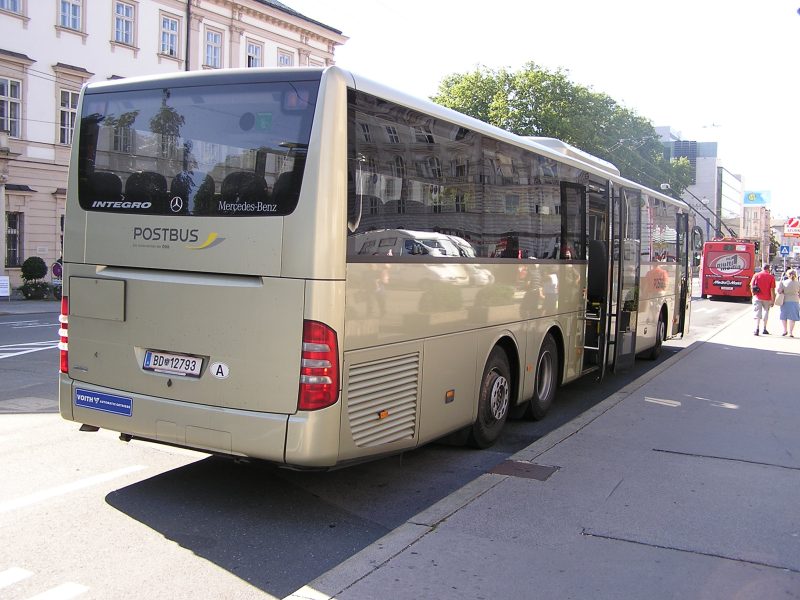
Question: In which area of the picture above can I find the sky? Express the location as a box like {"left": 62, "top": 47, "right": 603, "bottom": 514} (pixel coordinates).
{"left": 287, "top": 0, "right": 799, "bottom": 219}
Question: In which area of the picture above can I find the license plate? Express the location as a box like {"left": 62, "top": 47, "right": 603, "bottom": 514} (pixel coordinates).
{"left": 143, "top": 350, "right": 202, "bottom": 377}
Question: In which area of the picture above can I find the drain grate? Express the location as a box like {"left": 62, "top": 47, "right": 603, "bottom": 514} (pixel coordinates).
{"left": 490, "top": 460, "right": 559, "bottom": 481}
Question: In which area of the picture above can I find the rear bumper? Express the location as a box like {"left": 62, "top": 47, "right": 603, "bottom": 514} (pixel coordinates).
{"left": 59, "top": 374, "right": 294, "bottom": 463}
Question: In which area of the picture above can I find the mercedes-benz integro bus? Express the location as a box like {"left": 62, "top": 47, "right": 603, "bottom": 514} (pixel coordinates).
{"left": 59, "top": 67, "right": 692, "bottom": 468}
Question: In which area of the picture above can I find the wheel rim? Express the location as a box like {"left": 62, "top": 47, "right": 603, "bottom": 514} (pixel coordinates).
{"left": 536, "top": 350, "right": 554, "bottom": 401}
{"left": 489, "top": 372, "right": 510, "bottom": 421}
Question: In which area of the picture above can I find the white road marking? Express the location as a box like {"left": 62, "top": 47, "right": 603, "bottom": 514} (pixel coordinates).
{"left": 0, "top": 341, "right": 59, "bottom": 359}
{"left": 644, "top": 397, "right": 682, "bottom": 407}
{"left": 25, "top": 582, "right": 89, "bottom": 600}
{"left": 0, "top": 465, "right": 147, "bottom": 514}
{"left": 0, "top": 567, "right": 34, "bottom": 589}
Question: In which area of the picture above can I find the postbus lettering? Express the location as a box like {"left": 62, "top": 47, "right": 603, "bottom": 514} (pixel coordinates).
{"left": 132, "top": 227, "right": 199, "bottom": 242}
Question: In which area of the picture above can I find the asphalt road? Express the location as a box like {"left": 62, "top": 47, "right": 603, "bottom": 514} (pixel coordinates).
{"left": 0, "top": 296, "right": 750, "bottom": 599}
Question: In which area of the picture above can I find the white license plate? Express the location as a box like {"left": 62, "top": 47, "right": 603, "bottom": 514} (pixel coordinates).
{"left": 143, "top": 350, "right": 202, "bottom": 377}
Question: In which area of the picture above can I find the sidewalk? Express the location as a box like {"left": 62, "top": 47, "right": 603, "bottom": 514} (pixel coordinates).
{"left": 289, "top": 307, "right": 800, "bottom": 600}
{"left": 0, "top": 298, "right": 61, "bottom": 316}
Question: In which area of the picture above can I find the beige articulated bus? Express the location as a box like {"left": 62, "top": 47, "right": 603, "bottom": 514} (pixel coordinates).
{"left": 59, "top": 67, "right": 692, "bottom": 468}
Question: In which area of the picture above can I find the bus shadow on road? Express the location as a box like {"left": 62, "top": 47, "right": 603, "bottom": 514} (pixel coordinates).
{"left": 103, "top": 345, "right": 683, "bottom": 598}
{"left": 103, "top": 442, "right": 504, "bottom": 598}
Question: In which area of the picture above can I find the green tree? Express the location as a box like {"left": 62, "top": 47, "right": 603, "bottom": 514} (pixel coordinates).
{"left": 19, "top": 256, "right": 50, "bottom": 300}
{"left": 432, "top": 62, "right": 691, "bottom": 195}
{"left": 769, "top": 229, "right": 779, "bottom": 260}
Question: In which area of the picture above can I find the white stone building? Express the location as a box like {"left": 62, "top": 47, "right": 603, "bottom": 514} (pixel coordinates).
{"left": 0, "top": 0, "right": 346, "bottom": 286}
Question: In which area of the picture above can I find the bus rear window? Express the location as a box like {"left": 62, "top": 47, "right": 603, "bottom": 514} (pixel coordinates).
{"left": 77, "top": 80, "right": 319, "bottom": 216}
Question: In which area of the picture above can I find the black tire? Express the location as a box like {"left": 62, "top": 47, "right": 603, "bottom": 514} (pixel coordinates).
{"left": 468, "top": 347, "right": 511, "bottom": 449}
{"left": 527, "top": 334, "right": 558, "bottom": 420}
{"left": 645, "top": 313, "right": 665, "bottom": 361}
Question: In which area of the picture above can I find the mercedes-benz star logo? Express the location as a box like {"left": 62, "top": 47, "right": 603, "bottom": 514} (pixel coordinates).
{"left": 170, "top": 196, "right": 184, "bottom": 213}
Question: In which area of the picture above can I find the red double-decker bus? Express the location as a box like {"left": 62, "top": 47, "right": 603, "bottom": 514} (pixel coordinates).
{"left": 700, "top": 239, "right": 757, "bottom": 299}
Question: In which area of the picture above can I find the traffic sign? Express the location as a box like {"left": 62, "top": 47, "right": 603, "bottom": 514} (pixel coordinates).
{"left": 780, "top": 245, "right": 791, "bottom": 256}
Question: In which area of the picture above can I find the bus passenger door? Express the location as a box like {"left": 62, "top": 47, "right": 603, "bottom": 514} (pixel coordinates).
{"left": 584, "top": 183, "right": 610, "bottom": 380}
{"left": 675, "top": 213, "right": 691, "bottom": 336}
{"left": 609, "top": 187, "right": 641, "bottom": 372}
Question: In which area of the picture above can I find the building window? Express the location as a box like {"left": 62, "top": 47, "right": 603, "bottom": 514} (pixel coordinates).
{"left": 205, "top": 29, "right": 222, "bottom": 68}
{"left": 59, "top": 89, "right": 79, "bottom": 145}
{"left": 5, "top": 212, "right": 23, "bottom": 268}
{"left": 429, "top": 156, "right": 442, "bottom": 179}
{"left": 360, "top": 123, "right": 371, "bottom": 142}
{"left": 113, "top": 124, "right": 132, "bottom": 153}
{"left": 432, "top": 193, "right": 443, "bottom": 213}
{"left": 455, "top": 192, "right": 466, "bottom": 213}
{"left": 385, "top": 126, "right": 399, "bottom": 144}
{"left": 160, "top": 14, "right": 179, "bottom": 57}
{"left": 392, "top": 155, "right": 405, "bottom": 178}
{"left": 413, "top": 125, "right": 434, "bottom": 144}
{"left": 59, "top": 0, "right": 81, "bottom": 30}
{"left": 0, "top": 0, "right": 21, "bottom": 13}
{"left": 114, "top": 1, "right": 135, "bottom": 45}
{"left": 277, "top": 49, "right": 294, "bottom": 67}
{"left": 160, "top": 133, "right": 177, "bottom": 158}
{"left": 246, "top": 41, "right": 262, "bottom": 67}
{"left": 0, "top": 77, "right": 21, "bottom": 138}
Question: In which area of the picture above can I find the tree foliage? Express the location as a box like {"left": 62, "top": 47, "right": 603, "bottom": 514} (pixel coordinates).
{"left": 21, "top": 256, "right": 47, "bottom": 282}
{"left": 432, "top": 63, "right": 692, "bottom": 196}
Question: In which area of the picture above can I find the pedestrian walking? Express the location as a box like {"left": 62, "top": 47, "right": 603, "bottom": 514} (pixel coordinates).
{"left": 751, "top": 264, "right": 776, "bottom": 335}
{"left": 778, "top": 269, "right": 800, "bottom": 337}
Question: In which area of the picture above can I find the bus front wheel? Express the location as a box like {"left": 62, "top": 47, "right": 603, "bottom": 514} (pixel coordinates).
{"left": 468, "top": 347, "right": 511, "bottom": 448}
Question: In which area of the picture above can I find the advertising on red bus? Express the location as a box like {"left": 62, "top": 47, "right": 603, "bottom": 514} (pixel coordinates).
{"left": 700, "top": 239, "right": 756, "bottom": 299}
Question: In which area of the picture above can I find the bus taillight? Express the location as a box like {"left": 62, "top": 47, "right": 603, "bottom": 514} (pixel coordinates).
{"left": 298, "top": 320, "right": 339, "bottom": 411}
{"left": 59, "top": 296, "right": 69, "bottom": 374}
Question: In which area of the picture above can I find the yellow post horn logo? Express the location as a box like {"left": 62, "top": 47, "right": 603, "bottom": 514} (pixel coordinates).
{"left": 186, "top": 232, "right": 225, "bottom": 250}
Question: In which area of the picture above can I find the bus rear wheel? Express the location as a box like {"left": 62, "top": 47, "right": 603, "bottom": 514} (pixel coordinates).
{"left": 527, "top": 334, "right": 558, "bottom": 420}
{"left": 645, "top": 313, "right": 665, "bottom": 361}
{"left": 468, "top": 347, "right": 511, "bottom": 448}
{"left": 513, "top": 334, "right": 558, "bottom": 421}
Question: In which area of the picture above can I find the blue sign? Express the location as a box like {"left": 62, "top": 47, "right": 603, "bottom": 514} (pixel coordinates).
{"left": 75, "top": 388, "right": 132, "bottom": 417}
{"left": 743, "top": 190, "right": 770, "bottom": 206}
{"left": 780, "top": 245, "right": 790, "bottom": 256}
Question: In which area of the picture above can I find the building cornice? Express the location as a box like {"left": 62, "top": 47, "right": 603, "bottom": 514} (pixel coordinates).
{"left": 195, "top": 0, "right": 347, "bottom": 48}
{"left": 0, "top": 48, "right": 36, "bottom": 66}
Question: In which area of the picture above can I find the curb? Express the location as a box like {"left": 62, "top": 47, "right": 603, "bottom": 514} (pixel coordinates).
{"left": 285, "top": 305, "right": 751, "bottom": 600}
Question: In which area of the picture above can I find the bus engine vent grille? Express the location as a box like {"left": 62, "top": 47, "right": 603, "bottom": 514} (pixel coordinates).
{"left": 347, "top": 352, "right": 419, "bottom": 448}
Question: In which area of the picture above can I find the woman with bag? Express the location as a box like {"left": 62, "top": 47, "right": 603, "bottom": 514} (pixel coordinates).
{"left": 778, "top": 269, "right": 800, "bottom": 337}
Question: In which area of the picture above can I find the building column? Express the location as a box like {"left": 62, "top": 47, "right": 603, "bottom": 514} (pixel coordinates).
{"left": 229, "top": 25, "right": 244, "bottom": 68}
{"left": 188, "top": 11, "right": 202, "bottom": 70}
